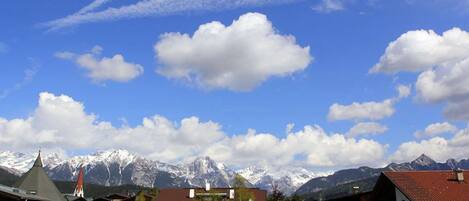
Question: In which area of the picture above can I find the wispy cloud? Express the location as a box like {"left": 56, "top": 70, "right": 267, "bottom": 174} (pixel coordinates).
{"left": 312, "top": 0, "right": 345, "bottom": 13}
{"left": 41, "top": 0, "right": 295, "bottom": 31}
{"left": 311, "top": 0, "right": 380, "bottom": 13}
{"left": 76, "top": 0, "right": 114, "bottom": 15}
{"left": 0, "top": 61, "right": 40, "bottom": 99}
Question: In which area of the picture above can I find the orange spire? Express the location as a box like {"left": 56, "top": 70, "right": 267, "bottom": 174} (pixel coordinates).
{"left": 73, "top": 166, "right": 84, "bottom": 198}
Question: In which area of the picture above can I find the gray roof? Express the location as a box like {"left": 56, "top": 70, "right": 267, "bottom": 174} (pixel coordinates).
{"left": 14, "top": 152, "right": 66, "bottom": 201}
{"left": 0, "top": 184, "right": 49, "bottom": 201}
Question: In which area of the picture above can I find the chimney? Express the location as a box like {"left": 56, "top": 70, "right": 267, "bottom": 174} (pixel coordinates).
{"left": 229, "top": 189, "right": 235, "bottom": 199}
{"left": 455, "top": 169, "right": 464, "bottom": 183}
{"left": 205, "top": 181, "right": 211, "bottom": 191}
{"left": 189, "top": 189, "right": 195, "bottom": 198}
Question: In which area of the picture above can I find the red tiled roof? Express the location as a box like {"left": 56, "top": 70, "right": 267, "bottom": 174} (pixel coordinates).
{"left": 384, "top": 171, "right": 469, "bottom": 201}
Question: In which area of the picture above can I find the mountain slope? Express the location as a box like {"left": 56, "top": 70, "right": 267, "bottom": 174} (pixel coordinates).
{"left": 296, "top": 154, "right": 469, "bottom": 198}
{"left": 0, "top": 166, "right": 20, "bottom": 186}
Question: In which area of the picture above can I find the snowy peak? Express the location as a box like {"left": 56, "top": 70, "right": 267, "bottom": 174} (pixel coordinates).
{"left": 412, "top": 154, "right": 436, "bottom": 166}
{"left": 237, "top": 166, "right": 268, "bottom": 185}
{"left": 0, "top": 151, "right": 35, "bottom": 173}
{"left": 182, "top": 156, "right": 237, "bottom": 188}
{"left": 0, "top": 151, "right": 64, "bottom": 173}
{"left": 187, "top": 156, "right": 223, "bottom": 175}
{"left": 236, "top": 166, "right": 321, "bottom": 195}
{"left": 91, "top": 149, "right": 138, "bottom": 165}
{"left": 64, "top": 149, "right": 139, "bottom": 169}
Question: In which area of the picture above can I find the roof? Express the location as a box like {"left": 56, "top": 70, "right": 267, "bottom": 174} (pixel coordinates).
{"left": 105, "top": 193, "right": 130, "bottom": 199}
{"left": 383, "top": 171, "right": 469, "bottom": 201}
{"left": 14, "top": 152, "right": 66, "bottom": 201}
{"left": 156, "top": 188, "right": 267, "bottom": 201}
{"left": 0, "top": 184, "right": 50, "bottom": 201}
{"left": 64, "top": 195, "right": 89, "bottom": 201}
{"left": 326, "top": 192, "right": 372, "bottom": 201}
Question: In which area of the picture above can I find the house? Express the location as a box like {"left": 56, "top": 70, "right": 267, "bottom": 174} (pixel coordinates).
{"left": 0, "top": 184, "right": 49, "bottom": 201}
{"left": 64, "top": 195, "right": 89, "bottom": 201}
{"left": 14, "top": 151, "right": 66, "bottom": 201}
{"left": 155, "top": 187, "right": 267, "bottom": 201}
{"left": 371, "top": 170, "right": 469, "bottom": 201}
{"left": 93, "top": 193, "right": 130, "bottom": 201}
{"left": 122, "top": 191, "right": 157, "bottom": 201}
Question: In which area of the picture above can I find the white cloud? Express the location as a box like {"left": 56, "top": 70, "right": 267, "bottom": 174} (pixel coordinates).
{"left": 444, "top": 100, "right": 469, "bottom": 121}
{"left": 0, "top": 92, "right": 387, "bottom": 170}
{"left": 415, "top": 58, "right": 469, "bottom": 103}
{"left": 391, "top": 127, "right": 469, "bottom": 162}
{"left": 55, "top": 46, "right": 143, "bottom": 82}
{"left": 347, "top": 122, "right": 388, "bottom": 138}
{"left": 42, "top": 0, "right": 295, "bottom": 31}
{"left": 370, "top": 28, "right": 469, "bottom": 74}
{"left": 205, "top": 126, "right": 387, "bottom": 168}
{"left": 328, "top": 100, "right": 394, "bottom": 121}
{"left": 154, "top": 12, "right": 312, "bottom": 91}
{"left": 371, "top": 28, "right": 469, "bottom": 121}
{"left": 414, "top": 122, "right": 457, "bottom": 138}
{"left": 397, "top": 84, "right": 411, "bottom": 98}
{"left": 312, "top": 0, "right": 345, "bottom": 13}
{"left": 391, "top": 137, "right": 452, "bottom": 162}
{"left": 328, "top": 85, "right": 409, "bottom": 121}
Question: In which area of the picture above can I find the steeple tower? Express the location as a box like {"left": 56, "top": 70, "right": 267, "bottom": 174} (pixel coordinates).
{"left": 33, "top": 149, "right": 43, "bottom": 167}
{"left": 15, "top": 150, "right": 66, "bottom": 201}
{"left": 73, "top": 166, "right": 85, "bottom": 198}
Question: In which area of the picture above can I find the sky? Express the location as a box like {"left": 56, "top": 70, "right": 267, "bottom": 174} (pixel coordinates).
{"left": 1, "top": 0, "right": 469, "bottom": 172}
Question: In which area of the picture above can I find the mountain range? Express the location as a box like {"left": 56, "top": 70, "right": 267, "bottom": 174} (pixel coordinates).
{"left": 3, "top": 149, "right": 468, "bottom": 198}
{"left": 0, "top": 149, "right": 318, "bottom": 195}
{"left": 295, "top": 154, "right": 469, "bottom": 200}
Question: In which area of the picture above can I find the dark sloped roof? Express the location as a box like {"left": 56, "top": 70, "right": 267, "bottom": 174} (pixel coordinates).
{"left": 384, "top": 171, "right": 469, "bottom": 201}
{"left": 14, "top": 152, "right": 66, "bottom": 201}
{"left": 105, "top": 193, "right": 129, "bottom": 199}
{"left": 0, "top": 184, "right": 49, "bottom": 201}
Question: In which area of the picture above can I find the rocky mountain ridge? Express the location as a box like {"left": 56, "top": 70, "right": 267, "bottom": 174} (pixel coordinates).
{"left": 0, "top": 149, "right": 317, "bottom": 194}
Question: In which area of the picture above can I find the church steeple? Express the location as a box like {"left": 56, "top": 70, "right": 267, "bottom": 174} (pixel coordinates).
{"left": 14, "top": 150, "right": 65, "bottom": 201}
{"left": 73, "top": 166, "right": 85, "bottom": 198}
{"left": 33, "top": 150, "right": 43, "bottom": 167}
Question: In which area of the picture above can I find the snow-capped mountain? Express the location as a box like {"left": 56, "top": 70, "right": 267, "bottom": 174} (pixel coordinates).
{"left": 182, "top": 156, "right": 238, "bottom": 188}
{"left": 0, "top": 151, "right": 37, "bottom": 173}
{"left": 0, "top": 149, "right": 318, "bottom": 193}
{"left": 0, "top": 151, "right": 63, "bottom": 173}
{"left": 238, "top": 166, "right": 324, "bottom": 195}
{"left": 45, "top": 149, "right": 190, "bottom": 187}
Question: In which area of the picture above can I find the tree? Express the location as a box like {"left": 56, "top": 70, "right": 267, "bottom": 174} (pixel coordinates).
{"left": 288, "top": 194, "right": 302, "bottom": 201}
{"left": 135, "top": 191, "right": 146, "bottom": 201}
{"left": 233, "top": 174, "right": 255, "bottom": 201}
{"left": 135, "top": 188, "right": 159, "bottom": 201}
{"left": 267, "top": 183, "right": 285, "bottom": 201}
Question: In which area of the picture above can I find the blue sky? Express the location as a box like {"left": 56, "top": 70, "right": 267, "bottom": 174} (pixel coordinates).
{"left": 1, "top": 0, "right": 469, "bottom": 171}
